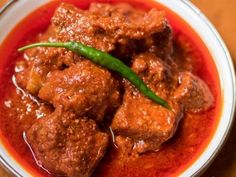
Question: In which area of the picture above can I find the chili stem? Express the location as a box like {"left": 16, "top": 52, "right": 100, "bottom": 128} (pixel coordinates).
{"left": 18, "top": 42, "right": 171, "bottom": 109}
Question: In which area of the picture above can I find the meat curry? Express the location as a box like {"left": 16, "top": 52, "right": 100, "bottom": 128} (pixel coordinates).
{"left": 0, "top": 0, "right": 221, "bottom": 177}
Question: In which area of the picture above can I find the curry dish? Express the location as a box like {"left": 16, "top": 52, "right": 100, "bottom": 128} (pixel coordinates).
{"left": 0, "top": 1, "right": 221, "bottom": 177}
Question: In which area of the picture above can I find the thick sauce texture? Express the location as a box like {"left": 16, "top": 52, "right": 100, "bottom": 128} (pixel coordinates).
{"left": 0, "top": 0, "right": 221, "bottom": 177}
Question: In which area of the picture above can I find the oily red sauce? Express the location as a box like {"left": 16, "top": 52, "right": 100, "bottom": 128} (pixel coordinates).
{"left": 0, "top": 0, "right": 221, "bottom": 177}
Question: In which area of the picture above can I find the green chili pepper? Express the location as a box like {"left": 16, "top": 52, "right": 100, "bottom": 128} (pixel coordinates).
{"left": 18, "top": 42, "right": 171, "bottom": 109}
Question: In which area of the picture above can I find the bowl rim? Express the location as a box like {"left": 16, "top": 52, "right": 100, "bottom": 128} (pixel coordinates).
{"left": 0, "top": 0, "right": 235, "bottom": 177}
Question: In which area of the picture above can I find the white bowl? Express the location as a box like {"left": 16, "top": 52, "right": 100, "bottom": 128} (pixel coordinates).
{"left": 0, "top": 0, "right": 235, "bottom": 177}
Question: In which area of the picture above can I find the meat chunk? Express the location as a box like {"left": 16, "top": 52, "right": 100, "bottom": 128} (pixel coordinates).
{"left": 173, "top": 72, "right": 214, "bottom": 113}
{"left": 88, "top": 3, "right": 146, "bottom": 21}
{"left": 51, "top": 3, "right": 114, "bottom": 52}
{"left": 111, "top": 53, "right": 182, "bottom": 154}
{"left": 16, "top": 26, "right": 80, "bottom": 94}
{"left": 38, "top": 60, "right": 120, "bottom": 122}
{"left": 87, "top": 3, "right": 167, "bottom": 40}
{"left": 23, "top": 48, "right": 78, "bottom": 94}
{"left": 26, "top": 110, "right": 108, "bottom": 177}
{"left": 143, "top": 26, "right": 173, "bottom": 59}
{"left": 112, "top": 96, "right": 182, "bottom": 155}
{"left": 89, "top": 3, "right": 172, "bottom": 60}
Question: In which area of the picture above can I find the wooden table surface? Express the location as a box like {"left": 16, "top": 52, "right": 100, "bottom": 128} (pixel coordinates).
{"left": 0, "top": 0, "right": 235, "bottom": 177}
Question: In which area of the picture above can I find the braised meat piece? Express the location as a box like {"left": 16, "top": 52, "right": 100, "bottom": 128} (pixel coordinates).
{"left": 52, "top": 3, "right": 114, "bottom": 52}
{"left": 87, "top": 3, "right": 166, "bottom": 40}
{"left": 111, "top": 53, "right": 183, "bottom": 154}
{"left": 144, "top": 26, "right": 173, "bottom": 59}
{"left": 38, "top": 60, "right": 120, "bottom": 122}
{"left": 26, "top": 110, "right": 108, "bottom": 177}
{"left": 15, "top": 26, "right": 81, "bottom": 94}
{"left": 89, "top": 3, "right": 172, "bottom": 60}
{"left": 173, "top": 72, "right": 214, "bottom": 113}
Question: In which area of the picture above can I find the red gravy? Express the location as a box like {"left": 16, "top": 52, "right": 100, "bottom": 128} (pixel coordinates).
{"left": 0, "top": 0, "right": 221, "bottom": 177}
